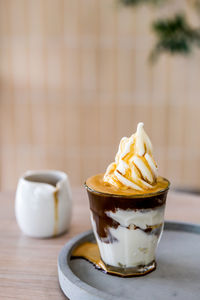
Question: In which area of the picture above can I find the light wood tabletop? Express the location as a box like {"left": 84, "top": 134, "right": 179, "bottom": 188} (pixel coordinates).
{"left": 0, "top": 188, "right": 199, "bottom": 300}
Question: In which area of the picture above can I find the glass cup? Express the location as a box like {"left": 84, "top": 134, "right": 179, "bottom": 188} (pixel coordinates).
{"left": 85, "top": 179, "right": 170, "bottom": 276}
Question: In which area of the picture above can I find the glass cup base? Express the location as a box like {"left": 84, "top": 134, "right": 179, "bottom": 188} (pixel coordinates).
{"left": 103, "top": 260, "right": 156, "bottom": 277}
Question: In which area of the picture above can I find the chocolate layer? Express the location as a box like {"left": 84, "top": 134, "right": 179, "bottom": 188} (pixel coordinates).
{"left": 87, "top": 189, "right": 168, "bottom": 240}
{"left": 91, "top": 210, "right": 119, "bottom": 242}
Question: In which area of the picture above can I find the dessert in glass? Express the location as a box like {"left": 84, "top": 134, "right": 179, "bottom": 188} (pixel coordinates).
{"left": 85, "top": 123, "right": 170, "bottom": 276}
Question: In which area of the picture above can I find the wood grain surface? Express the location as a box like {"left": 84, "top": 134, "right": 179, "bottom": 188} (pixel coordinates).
{"left": 0, "top": 187, "right": 199, "bottom": 300}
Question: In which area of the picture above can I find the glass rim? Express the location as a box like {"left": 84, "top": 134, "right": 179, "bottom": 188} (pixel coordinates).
{"left": 84, "top": 177, "right": 170, "bottom": 199}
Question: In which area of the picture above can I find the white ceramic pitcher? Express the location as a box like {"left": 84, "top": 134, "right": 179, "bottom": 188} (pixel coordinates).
{"left": 15, "top": 170, "right": 72, "bottom": 238}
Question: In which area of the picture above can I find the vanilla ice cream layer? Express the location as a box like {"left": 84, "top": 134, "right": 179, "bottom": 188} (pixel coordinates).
{"left": 106, "top": 206, "right": 165, "bottom": 229}
{"left": 90, "top": 206, "right": 164, "bottom": 268}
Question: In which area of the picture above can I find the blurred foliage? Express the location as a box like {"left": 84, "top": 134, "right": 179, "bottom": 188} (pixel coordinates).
{"left": 151, "top": 14, "right": 200, "bottom": 61}
{"left": 119, "top": 0, "right": 200, "bottom": 61}
{"left": 120, "top": 0, "right": 165, "bottom": 6}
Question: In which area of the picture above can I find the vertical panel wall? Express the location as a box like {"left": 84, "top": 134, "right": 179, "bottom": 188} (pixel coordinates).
{"left": 0, "top": 0, "right": 200, "bottom": 190}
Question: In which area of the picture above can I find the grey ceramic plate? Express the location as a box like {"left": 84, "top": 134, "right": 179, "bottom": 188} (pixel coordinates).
{"left": 58, "top": 221, "right": 200, "bottom": 300}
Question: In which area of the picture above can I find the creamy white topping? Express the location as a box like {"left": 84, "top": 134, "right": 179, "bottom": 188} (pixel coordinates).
{"left": 103, "top": 122, "right": 158, "bottom": 191}
{"left": 106, "top": 207, "right": 164, "bottom": 229}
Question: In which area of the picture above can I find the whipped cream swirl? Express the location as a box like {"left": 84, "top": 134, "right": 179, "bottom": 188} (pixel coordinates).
{"left": 103, "top": 122, "right": 158, "bottom": 191}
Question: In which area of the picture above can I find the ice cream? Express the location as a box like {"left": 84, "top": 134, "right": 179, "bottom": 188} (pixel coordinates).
{"left": 104, "top": 122, "right": 158, "bottom": 191}
{"left": 85, "top": 122, "right": 169, "bottom": 276}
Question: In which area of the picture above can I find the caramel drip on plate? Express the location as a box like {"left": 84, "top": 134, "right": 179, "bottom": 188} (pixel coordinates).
{"left": 72, "top": 242, "right": 106, "bottom": 271}
{"left": 71, "top": 242, "right": 156, "bottom": 277}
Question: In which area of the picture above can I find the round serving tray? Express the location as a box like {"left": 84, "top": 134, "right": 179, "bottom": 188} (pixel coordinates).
{"left": 58, "top": 221, "right": 200, "bottom": 300}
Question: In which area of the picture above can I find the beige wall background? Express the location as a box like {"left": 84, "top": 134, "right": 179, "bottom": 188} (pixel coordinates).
{"left": 0, "top": 0, "right": 200, "bottom": 190}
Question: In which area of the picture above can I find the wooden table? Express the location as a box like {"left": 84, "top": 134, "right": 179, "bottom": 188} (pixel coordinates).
{"left": 0, "top": 188, "right": 199, "bottom": 300}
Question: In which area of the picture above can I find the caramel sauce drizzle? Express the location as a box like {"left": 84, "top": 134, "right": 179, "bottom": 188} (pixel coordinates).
{"left": 53, "top": 189, "right": 59, "bottom": 236}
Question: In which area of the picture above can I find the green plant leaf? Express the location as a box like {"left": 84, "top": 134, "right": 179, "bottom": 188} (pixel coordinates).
{"left": 119, "top": 0, "right": 165, "bottom": 5}
{"left": 119, "top": 0, "right": 200, "bottom": 60}
{"left": 150, "top": 14, "right": 200, "bottom": 60}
